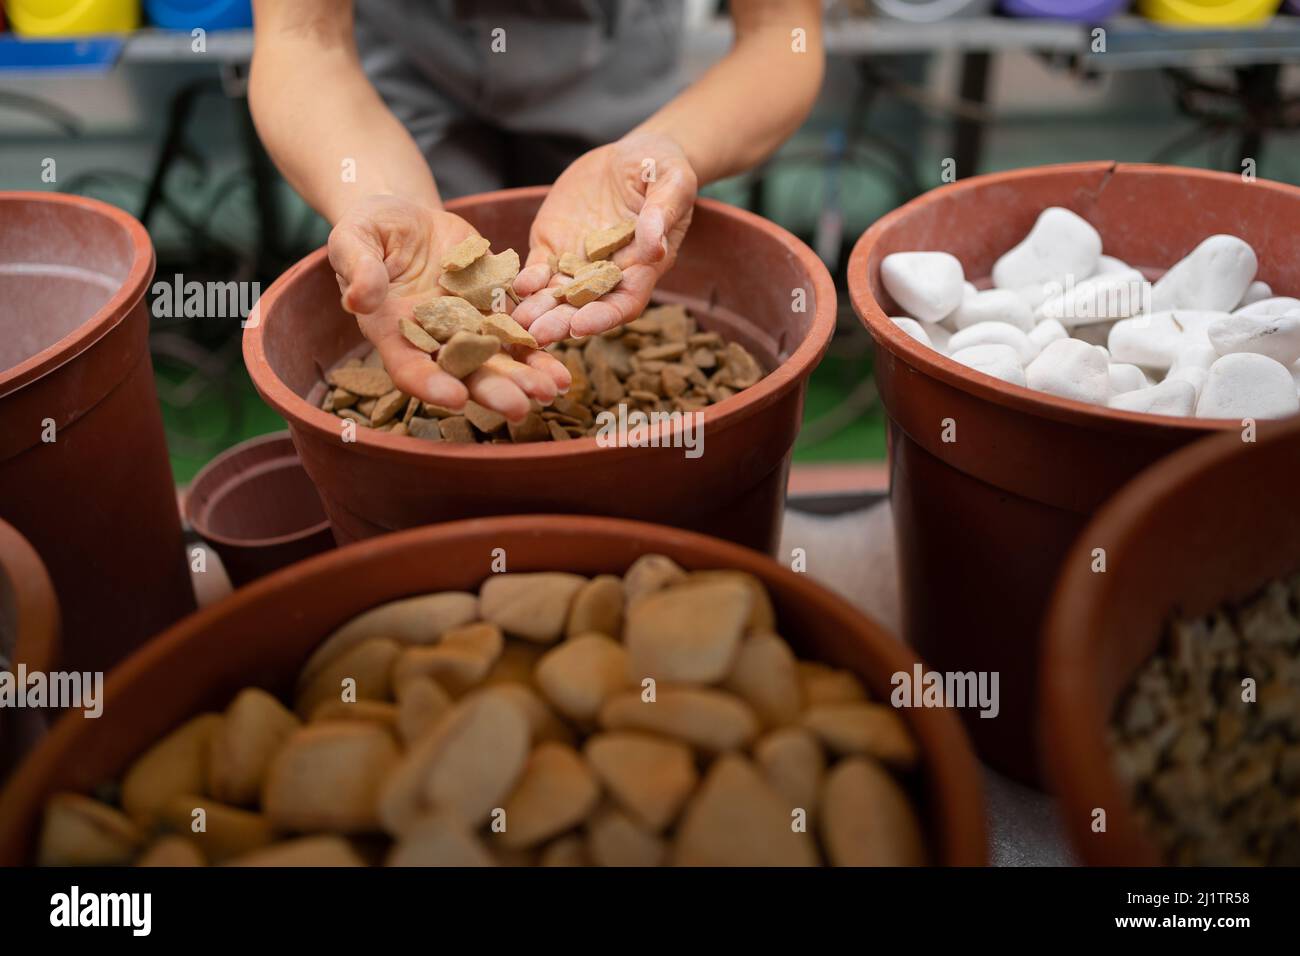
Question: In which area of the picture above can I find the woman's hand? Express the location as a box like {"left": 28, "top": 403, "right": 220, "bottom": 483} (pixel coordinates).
{"left": 511, "top": 132, "right": 698, "bottom": 345}
{"left": 328, "top": 194, "right": 570, "bottom": 422}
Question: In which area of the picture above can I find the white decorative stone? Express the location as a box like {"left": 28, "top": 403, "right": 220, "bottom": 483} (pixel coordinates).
{"left": 1024, "top": 338, "right": 1111, "bottom": 405}
{"left": 946, "top": 321, "right": 1037, "bottom": 364}
{"left": 992, "top": 207, "right": 1101, "bottom": 291}
{"left": 1151, "top": 235, "right": 1257, "bottom": 312}
{"left": 1035, "top": 269, "right": 1151, "bottom": 328}
{"left": 1233, "top": 296, "right": 1300, "bottom": 319}
{"left": 1237, "top": 280, "right": 1272, "bottom": 308}
{"left": 1195, "top": 353, "right": 1300, "bottom": 420}
{"left": 1108, "top": 379, "right": 1196, "bottom": 417}
{"left": 1107, "top": 311, "right": 1225, "bottom": 371}
{"left": 948, "top": 344, "right": 1026, "bottom": 387}
{"left": 952, "top": 289, "right": 1034, "bottom": 332}
{"left": 889, "top": 317, "right": 933, "bottom": 349}
{"left": 1027, "top": 318, "right": 1068, "bottom": 351}
{"left": 1207, "top": 312, "right": 1300, "bottom": 366}
{"left": 1096, "top": 255, "right": 1133, "bottom": 275}
{"left": 880, "top": 252, "right": 965, "bottom": 324}
{"left": 1108, "top": 363, "right": 1150, "bottom": 395}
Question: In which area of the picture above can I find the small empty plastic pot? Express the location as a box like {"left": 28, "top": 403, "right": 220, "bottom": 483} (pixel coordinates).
{"left": 184, "top": 432, "right": 335, "bottom": 589}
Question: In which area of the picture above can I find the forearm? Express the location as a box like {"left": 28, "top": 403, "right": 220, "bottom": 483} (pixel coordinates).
{"left": 248, "top": 1, "right": 439, "bottom": 223}
{"left": 636, "top": 0, "right": 824, "bottom": 184}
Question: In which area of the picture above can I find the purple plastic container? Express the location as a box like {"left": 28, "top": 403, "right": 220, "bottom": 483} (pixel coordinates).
{"left": 1001, "top": 0, "right": 1129, "bottom": 18}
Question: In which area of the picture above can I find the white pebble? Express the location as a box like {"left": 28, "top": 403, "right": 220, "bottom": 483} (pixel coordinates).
{"left": 1108, "top": 379, "right": 1196, "bottom": 417}
{"left": 946, "top": 321, "right": 1037, "bottom": 364}
{"left": 952, "top": 289, "right": 1034, "bottom": 331}
{"left": 927, "top": 323, "right": 952, "bottom": 354}
{"left": 881, "top": 252, "right": 965, "bottom": 324}
{"left": 1195, "top": 353, "right": 1300, "bottom": 420}
{"left": 1151, "top": 234, "right": 1257, "bottom": 312}
{"left": 1207, "top": 312, "right": 1300, "bottom": 366}
{"left": 1108, "top": 363, "right": 1150, "bottom": 395}
{"left": 1096, "top": 255, "right": 1133, "bottom": 275}
{"left": 1107, "top": 311, "right": 1225, "bottom": 371}
{"left": 1027, "top": 318, "right": 1068, "bottom": 351}
{"left": 1035, "top": 269, "right": 1151, "bottom": 328}
{"left": 1025, "top": 338, "right": 1111, "bottom": 406}
{"left": 1233, "top": 296, "right": 1300, "bottom": 318}
{"left": 890, "top": 317, "right": 933, "bottom": 350}
{"left": 948, "top": 344, "right": 1026, "bottom": 387}
{"left": 1011, "top": 281, "right": 1059, "bottom": 311}
{"left": 1237, "top": 280, "right": 1272, "bottom": 308}
{"left": 992, "top": 207, "right": 1102, "bottom": 291}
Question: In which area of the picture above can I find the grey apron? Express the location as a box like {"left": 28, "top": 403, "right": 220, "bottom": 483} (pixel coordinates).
{"left": 355, "top": 0, "right": 686, "bottom": 199}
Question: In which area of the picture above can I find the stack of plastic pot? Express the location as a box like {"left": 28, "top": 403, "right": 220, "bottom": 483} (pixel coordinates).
{"left": 245, "top": 188, "right": 836, "bottom": 556}
{"left": 1139, "top": 0, "right": 1282, "bottom": 24}
{"left": 0, "top": 193, "right": 195, "bottom": 674}
{"left": 847, "top": 162, "right": 1300, "bottom": 783}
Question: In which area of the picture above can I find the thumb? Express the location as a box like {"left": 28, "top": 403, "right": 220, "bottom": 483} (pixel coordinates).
{"left": 515, "top": 241, "right": 557, "bottom": 298}
{"left": 329, "top": 222, "right": 390, "bottom": 315}
{"left": 633, "top": 166, "right": 692, "bottom": 265}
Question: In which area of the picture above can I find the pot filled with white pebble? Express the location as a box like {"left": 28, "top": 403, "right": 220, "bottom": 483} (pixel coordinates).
{"left": 0, "top": 516, "right": 986, "bottom": 866}
{"left": 847, "top": 161, "right": 1300, "bottom": 783}
{"left": 1043, "top": 416, "right": 1300, "bottom": 865}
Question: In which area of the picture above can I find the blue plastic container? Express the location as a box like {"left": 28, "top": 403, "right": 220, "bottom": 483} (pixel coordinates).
{"left": 144, "top": 0, "right": 251, "bottom": 30}
{"left": 1001, "top": 0, "right": 1130, "bottom": 18}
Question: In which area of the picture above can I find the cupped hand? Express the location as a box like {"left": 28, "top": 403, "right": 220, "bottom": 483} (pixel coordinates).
{"left": 511, "top": 132, "right": 698, "bottom": 345}
{"left": 328, "top": 194, "right": 570, "bottom": 423}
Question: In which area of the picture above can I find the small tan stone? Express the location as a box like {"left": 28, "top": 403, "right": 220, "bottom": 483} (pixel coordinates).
{"left": 820, "top": 757, "right": 927, "bottom": 866}
{"left": 311, "top": 699, "right": 400, "bottom": 730}
{"left": 370, "top": 389, "right": 407, "bottom": 427}
{"left": 400, "top": 318, "right": 439, "bottom": 353}
{"left": 561, "top": 260, "right": 622, "bottom": 307}
{"left": 622, "top": 553, "right": 687, "bottom": 604}
{"left": 391, "top": 622, "right": 503, "bottom": 696}
{"left": 535, "top": 633, "right": 630, "bottom": 722}
{"left": 689, "top": 570, "right": 777, "bottom": 632}
{"left": 459, "top": 401, "right": 504, "bottom": 435}
{"left": 480, "top": 312, "right": 538, "bottom": 349}
{"left": 295, "top": 637, "right": 400, "bottom": 719}
{"left": 121, "top": 714, "right": 222, "bottom": 824}
{"left": 599, "top": 688, "right": 759, "bottom": 753}
{"left": 208, "top": 687, "right": 300, "bottom": 807}
{"left": 723, "top": 632, "right": 803, "bottom": 729}
{"left": 565, "top": 574, "right": 624, "bottom": 639}
{"left": 507, "top": 411, "right": 550, "bottom": 443}
{"left": 586, "top": 805, "right": 666, "bottom": 867}
{"left": 226, "top": 835, "right": 365, "bottom": 867}
{"left": 157, "top": 794, "right": 274, "bottom": 863}
{"left": 439, "top": 416, "right": 476, "bottom": 442}
{"left": 673, "top": 754, "right": 818, "bottom": 867}
{"left": 387, "top": 815, "right": 495, "bottom": 866}
{"left": 584, "top": 219, "right": 636, "bottom": 261}
{"left": 437, "top": 331, "right": 500, "bottom": 379}
{"left": 326, "top": 365, "right": 394, "bottom": 398}
{"left": 439, "top": 235, "right": 491, "bottom": 273}
{"left": 798, "top": 662, "right": 869, "bottom": 707}
{"left": 413, "top": 296, "right": 484, "bottom": 341}
{"left": 470, "top": 683, "right": 575, "bottom": 747}
{"left": 482, "top": 639, "right": 546, "bottom": 687}
{"left": 479, "top": 572, "right": 588, "bottom": 644}
{"left": 755, "top": 727, "right": 825, "bottom": 821}
{"left": 585, "top": 732, "right": 697, "bottom": 832}
{"left": 396, "top": 677, "right": 453, "bottom": 745}
{"left": 499, "top": 742, "right": 601, "bottom": 849}
{"left": 438, "top": 248, "right": 521, "bottom": 311}
{"left": 137, "top": 836, "right": 205, "bottom": 867}
{"left": 539, "top": 834, "right": 589, "bottom": 866}
{"left": 625, "top": 579, "right": 751, "bottom": 684}
{"left": 547, "top": 420, "right": 571, "bottom": 441}
{"left": 557, "top": 252, "right": 587, "bottom": 277}
{"left": 407, "top": 416, "right": 443, "bottom": 441}
{"left": 37, "top": 793, "right": 143, "bottom": 866}
{"left": 263, "top": 723, "right": 400, "bottom": 833}
{"left": 802, "top": 703, "right": 919, "bottom": 770}
{"left": 718, "top": 341, "right": 763, "bottom": 389}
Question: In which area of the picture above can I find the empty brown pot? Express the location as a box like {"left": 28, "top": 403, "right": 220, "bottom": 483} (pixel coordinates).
{"left": 0, "top": 192, "right": 196, "bottom": 675}
{"left": 1042, "top": 416, "right": 1300, "bottom": 865}
{"left": 847, "top": 162, "right": 1300, "bottom": 783}
{"left": 244, "top": 189, "right": 836, "bottom": 555}
{"left": 184, "top": 431, "right": 334, "bottom": 588}
{"left": 0, "top": 514, "right": 987, "bottom": 866}
{"left": 0, "top": 517, "right": 60, "bottom": 778}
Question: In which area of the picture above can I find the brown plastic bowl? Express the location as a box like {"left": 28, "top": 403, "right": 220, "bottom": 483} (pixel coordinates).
{"left": 0, "top": 191, "right": 195, "bottom": 674}
{"left": 244, "top": 189, "right": 836, "bottom": 555}
{"left": 0, "top": 517, "right": 60, "bottom": 778}
{"left": 846, "top": 161, "right": 1300, "bottom": 783}
{"left": 184, "top": 431, "right": 335, "bottom": 588}
{"left": 1042, "top": 417, "right": 1300, "bottom": 865}
{"left": 0, "top": 515, "right": 987, "bottom": 866}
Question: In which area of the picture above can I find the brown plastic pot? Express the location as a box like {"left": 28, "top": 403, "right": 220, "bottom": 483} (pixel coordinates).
{"left": 0, "top": 517, "right": 60, "bottom": 779}
{"left": 847, "top": 162, "right": 1300, "bottom": 784}
{"left": 184, "top": 431, "right": 335, "bottom": 588}
{"left": 0, "top": 514, "right": 987, "bottom": 866}
{"left": 1042, "top": 416, "right": 1300, "bottom": 865}
{"left": 244, "top": 189, "right": 836, "bottom": 555}
{"left": 0, "top": 192, "right": 195, "bottom": 675}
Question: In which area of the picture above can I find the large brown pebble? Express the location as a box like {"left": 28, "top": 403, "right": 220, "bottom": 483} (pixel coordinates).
{"left": 463, "top": 400, "right": 507, "bottom": 435}
{"left": 622, "top": 553, "right": 687, "bottom": 604}
{"left": 586, "top": 805, "right": 666, "bottom": 867}
{"left": 437, "top": 331, "right": 500, "bottom": 379}
{"left": 599, "top": 687, "right": 759, "bottom": 752}
{"left": 479, "top": 572, "right": 587, "bottom": 644}
{"left": 439, "top": 416, "right": 476, "bottom": 442}
{"left": 414, "top": 296, "right": 483, "bottom": 341}
{"left": 396, "top": 677, "right": 453, "bottom": 745}
{"left": 470, "top": 683, "right": 574, "bottom": 746}
{"left": 295, "top": 637, "right": 399, "bottom": 719}
{"left": 565, "top": 574, "right": 624, "bottom": 639}
{"left": 689, "top": 570, "right": 776, "bottom": 632}
{"left": 539, "top": 834, "right": 590, "bottom": 866}
{"left": 820, "top": 758, "right": 927, "bottom": 866}
{"left": 387, "top": 815, "right": 494, "bottom": 866}
{"left": 482, "top": 639, "right": 546, "bottom": 687}
{"left": 399, "top": 318, "right": 439, "bottom": 354}
{"left": 499, "top": 742, "right": 601, "bottom": 849}
{"left": 226, "top": 835, "right": 365, "bottom": 867}
{"left": 378, "top": 693, "right": 530, "bottom": 834}
{"left": 584, "top": 220, "right": 636, "bottom": 260}
{"left": 480, "top": 312, "right": 538, "bottom": 349}
{"left": 301, "top": 592, "right": 478, "bottom": 684}
{"left": 624, "top": 579, "right": 751, "bottom": 684}
{"left": 391, "top": 621, "right": 503, "bottom": 696}
{"left": 535, "top": 633, "right": 630, "bottom": 722}
{"left": 754, "top": 727, "right": 825, "bottom": 821}
{"left": 507, "top": 412, "right": 550, "bottom": 443}
{"left": 438, "top": 248, "right": 520, "bottom": 311}
{"left": 584, "top": 732, "right": 697, "bottom": 831}
{"left": 326, "top": 365, "right": 394, "bottom": 398}
{"left": 158, "top": 794, "right": 274, "bottom": 863}
{"left": 208, "top": 688, "right": 300, "bottom": 807}
{"left": 798, "top": 662, "right": 869, "bottom": 707}
{"left": 263, "top": 723, "right": 399, "bottom": 833}
{"left": 723, "top": 632, "right": 803, "bottom": 729}
{"left": 801, "top": 703, "right": 919, "bottom": 770}
{"left": 561, "top": 260, "right": 622, "bottom": 307}
{"left": 439, "top": 235, "right": 490, "bottom": 273}
{"left": 557, "top": 252, "right": 587, "bottom": 277}
{"left": 121, "top": 713, "right": 222, "bottom": 824}
{"left": 137, "top": 836, "right": 205, "bottom": 867}
{"left": 38, "top": 793, "right": 143, "bottom": 866}
{"left": 673, "top": 754, "right": 818, "bottom": 867}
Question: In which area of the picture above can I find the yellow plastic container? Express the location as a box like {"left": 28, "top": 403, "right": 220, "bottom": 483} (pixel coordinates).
{"left": 1140, "top": 0, "right": 1282, "bottom": 24}
{"left": 6, "top": 0, "right": 140, "bottom": 35}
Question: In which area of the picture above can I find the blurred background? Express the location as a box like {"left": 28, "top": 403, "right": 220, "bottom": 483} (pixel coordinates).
{"left": 2, "top": 0, "right": 1299, "bottom": 489}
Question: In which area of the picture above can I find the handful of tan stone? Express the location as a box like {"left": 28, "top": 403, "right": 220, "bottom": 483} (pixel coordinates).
{"left": 36, "top": 555, "right": 928, "bottom": 867}
{"left": 317, "top": 220, "right": 765, "bottom": 443}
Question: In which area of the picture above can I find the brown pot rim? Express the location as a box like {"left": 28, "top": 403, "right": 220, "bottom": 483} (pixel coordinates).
{"left": 2, "top": 514, "right": 986, "bottom": 865}
{"left": 183, "top": 430, "right": 332, "bottom": 549}
{"left": 0, "top": 518, "right": 60, "bottom": 678}
{"left": 846, "top": 160, "right": 1299, "bottom": 435}
{"left": 1039, "top": 415, "right": 1300, "bottom": 865}
{"left": 242, "top": 188, "right": 837, "bottom": 462}
{"left": 0, "top": 191, "right": 155, "bottom": 398}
